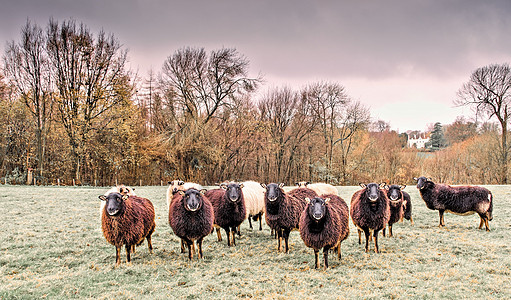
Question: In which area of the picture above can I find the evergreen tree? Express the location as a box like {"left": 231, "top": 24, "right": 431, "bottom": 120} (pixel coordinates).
{"left": 426, "top": 122, "right": 446, "bottom": 150}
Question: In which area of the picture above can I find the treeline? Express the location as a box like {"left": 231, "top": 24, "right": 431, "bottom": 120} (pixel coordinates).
{"left": 0, "top": 19, "right": 509, "bottom": 186}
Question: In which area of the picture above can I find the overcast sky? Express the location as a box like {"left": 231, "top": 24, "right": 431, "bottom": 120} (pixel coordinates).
{"left": 1, "top": 0, "right": 511, "bottom": 131}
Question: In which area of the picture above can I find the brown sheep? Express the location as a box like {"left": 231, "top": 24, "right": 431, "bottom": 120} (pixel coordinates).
{"left": 350, "top": 183, "right": 390, "bottom": 253}
{"left": 169, "top": 189, "right": 214, "bottom": 260}
{"left": 99, "top": 193, "right": 155, "bottom": 266}
{"left": 415, "top": 176, "right": 493, "bottom": 230}
{"left": 262, "top": 183, "right": 318, "bottom": 253}
{"left": 299, "top": 194, "right": 350, "bottom": 269}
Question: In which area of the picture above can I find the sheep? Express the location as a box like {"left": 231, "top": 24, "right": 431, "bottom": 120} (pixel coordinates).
{"left": 241, "top": 180, "right": 266, "bottom": 231}
{"left": 299, "top": 194, "right": 350, "bottom": 269}
{"left": 166, "top": 180, "right": 203, "bottom": 209}
{"left": 99, "top": 192, "right": 155, "bottom": 266}
{"left": 295, "top": 181, "right": 339, "bottom": 196}
{"left": 383, "top": 184, "right": 406, "bottom": 237}
{"left": 100, "top": 185, "right": 136, "bottom": 219}
{"left": 401, "top": 189, "right": 414, "bottom": 225}
{"left": 205, "top": 182, "right": 246, "bottom": 246}
{"left": 262, "top": 183, "right": 318, "bottom": 253}
{"left": 168, "top": 188, "right": 214, "bottom": 260}
{"left": 414, "top": 176, "right": 493, "bottom": 231}
{"left": 350, "top": 183, "right": 390, "bottom": 253}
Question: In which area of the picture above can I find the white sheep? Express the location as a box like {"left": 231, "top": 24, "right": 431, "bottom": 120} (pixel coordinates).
{"left": 295, "top": 181, "right": 339, "bottom": 196}
{"left": 166, "top": 180, "right": 203, "bottom": 209}
{"left": 241, "top": 180, "right": 266, "bottom": 230}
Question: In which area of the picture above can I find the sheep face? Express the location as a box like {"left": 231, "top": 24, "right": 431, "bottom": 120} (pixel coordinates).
{"left": 180, "top": 189, "right": 206, "bottom": 212}
{"left": 306, "top": 197, "right": 330, "bottom": 221}
{"left": 415, "top": 176, "right": 433, "bottom": 190}
{"left": 169, "top": 180, "right": 185, "bottom": 195}
{"left": 296, "top": 181, "right": 309, "bottom": 188}
{"left": 263, "top": 183, "right": 285, "bottom": 202}
{"left": 386, "top": 185, "right": 405, "bottom": 201}
{"left": 221, "top": 182, "right": 244, "bottom": 202}
{"left": 99, "top": 192, "right": 128, "bottom": 216}
{"left": 360, "top": 183, "right": 383, "bottom": 202}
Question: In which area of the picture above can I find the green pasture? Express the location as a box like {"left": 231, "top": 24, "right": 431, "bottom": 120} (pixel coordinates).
{"left": 1, "top": 185, "right": 510, "bottom": 299}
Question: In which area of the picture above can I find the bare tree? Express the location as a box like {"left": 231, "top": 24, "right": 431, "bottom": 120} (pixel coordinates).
{"left": 4, "top": 20, "right": 53, "bottom": 177}
{"left": 456, "top": 63, "right": 511, "bottom": 184}
{"left": 160, "top": 47, "right": 261, "bottom": 126}
{"left": 335, "top": 101, "right": 371, "bottom": 184}
{"left": 302, "top": 81, "right": 349, "bottom": 181}
{"left": 46, "top": 18, "right": 133, "bottom": 182}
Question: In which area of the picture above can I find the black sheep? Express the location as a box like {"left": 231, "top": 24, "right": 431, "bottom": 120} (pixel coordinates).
{"left": 414, "top": 176, "right": 493, "bottom": 231}
{"left": 169, "top": 189, "right": 214, "bottom": 260}
{"left": 299, "top": 194, "right": 350, "bottom": 269}
{"left": 100, "top": 193, "right": 155, "bottom": 266}
{"left": 350, "top": 183, "right": 390, "bottom": 253}
{"left": 383, "top": 184, "right": 405, "bottom": 237}
{"left": 205, "top": 182, "right": 246, "bottom": 246}
{"left": 262, "top": 183, "right": 317, "bottom": 253}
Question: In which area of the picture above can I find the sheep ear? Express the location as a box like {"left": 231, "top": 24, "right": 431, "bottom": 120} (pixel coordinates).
{"left": 178, "top": 181, "right": 185, "bottom": 186}
{"left": 384, "top": 185, "right": 390, "bottom": 190}
{"left": 359, "top": 183, "right": 366, "bottom": 188}
{"left": 168, "top": 181, "right": 172, "bottom": 185}
{"left": 199, "top": 189, "right": 207, "bottom": 195}
{"left": 122, "top": 195, "right": 129, "bottom": 201}
{"left": 379, "top": 182, "right": 387, "bottom": 189}
{"left": 99, "top": 195, "right": 107, "bottom": 201}
{"left": 325, "top": 198, "right": 330, "bottom": 203}
{"left": 178, "top": 190, "right": 185, "bottom": 195}
{"left": 261, "top": 183, "right": 267, "bottom": 189}
{"left": 239, "top": 183, "right": 244, "bottom": 189}
{"left": 306, "top": 182, "right": 310, "bottom": 186}
{"left": 220, "top": 183, "right": 227, "bottom": 190}
{"left": 278, "top": 183, "right": 285, "bottom": 188}
{"left": 427, "top": 177, "right": 433, "bottom": 182}
{"left": 413, "top": 177, "right": 418, "bottom": 181}
{"left": 295, "top": 182, "right": 299, "bottom": 186}
{"left": 400, "top": 185, "right": 406, "bottom": 190}
{"left": 305, "top": 197, "right": 311, "bottom": 204}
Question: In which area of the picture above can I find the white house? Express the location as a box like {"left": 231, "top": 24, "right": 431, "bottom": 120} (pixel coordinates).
{"left": 407, "top": 134, "right": 430, "bottom": 149}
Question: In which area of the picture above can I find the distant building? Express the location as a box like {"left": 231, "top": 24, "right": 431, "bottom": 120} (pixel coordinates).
{"left": 407, "top": 133, "right": 430, "bottom": 149}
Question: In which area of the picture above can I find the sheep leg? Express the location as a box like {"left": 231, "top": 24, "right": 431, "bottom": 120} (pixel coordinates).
{"left": 336, "top": 243, "right": 342, "bottom": 259}
{"left": 258, "top": 213, "right": 263, "bottom": 230}
{"left": 389, "top": 224, "right": 393, "bottom": 237}
{"left": 478, "top": 217, "right": 484, "bottom": 229}
{"left": 115, "top": 246, "right": 122, "bottom": 267}
{"left": 231, "top": 227, "right": 237, "bottom": 246}
{"left": 382, "top": 227, "right": 386, "bottom": 237}
{"left": 248, "top": 217, "right": 253, "bottom": 230}
{"left": 373, "top": 230, "right": 380, "bottom": 253}
{"left": 277, "top": 229, "right": 282, "bottom": 252}
{"left": 410, "top": 216, "right": 414, "bottom": 225}
{"left": 364, "top": 228, "right": 370, "bottom": 253}
{"left": 180, "top": 239, "right": 186, "bottom": 253}
{"left": 438, "top": 210, "right": 445, "bottom": 227}
{"left": 184, "top": 239, "right": 193, "bottom": 260}
{"left": 216, "top": 227, "right": 222, "bottom": 242}
{"left": 283, "top": 229, "right": 290, "bottom": 253}
{"left": 197, "top": 238, "right": 204, "bottom": 259}
{"left": 131, "top": 244, "right": 136, "bottom": 254}
{"left": 147, "top": 234, "right": 153, "bottom": 254}
{"left": 358, "top": 229, "right": 362, "bottom": 245}
{"left": 224, "top": 227, "right": 231, "bottom": 246}
{"left": 237, "top": 225, "right": 241, "bottom": 237}
{"left": 314, "top": 249, "right": 320, "bottom": 269}
{"left": 484, "top": 218, "right": 490, "bottom": 231}
{"left": 323, "top": 246, "right": 330, "bottom": 270}
{"left": 126, "top": 244, "right": 132, "bottom": 263}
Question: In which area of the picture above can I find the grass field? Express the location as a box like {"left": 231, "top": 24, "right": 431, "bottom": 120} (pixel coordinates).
{"left": 1, "top": 184, "right": 510, "bottom": 299}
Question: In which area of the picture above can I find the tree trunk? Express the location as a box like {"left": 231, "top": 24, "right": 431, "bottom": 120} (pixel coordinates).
{"left": 501, "top": 121, "right": 508, "bottom": 184}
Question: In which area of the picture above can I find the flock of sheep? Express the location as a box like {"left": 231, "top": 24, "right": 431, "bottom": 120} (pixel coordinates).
{"left": 98, "top": 177, "right": 494, "bottom": 269}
